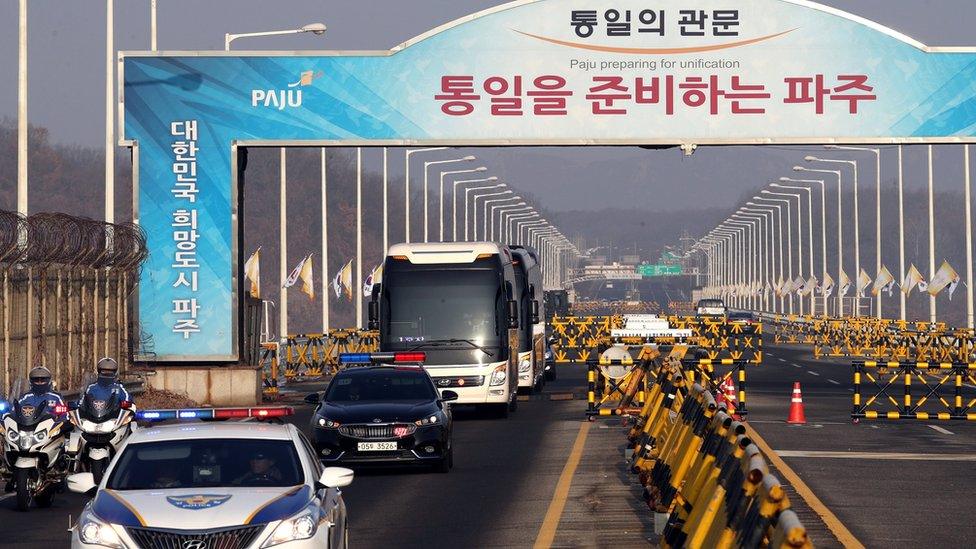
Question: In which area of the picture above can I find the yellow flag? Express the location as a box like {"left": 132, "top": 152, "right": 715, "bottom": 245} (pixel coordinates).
{"left": 340, "top": 260, "right": 354, "bottom": 300}
{"left": 300, "top": 254, "right": 315, "bottom": 301}
{"left": 901, "top": 264, "right": 925, "bottom": 295}
{"left": 244, "top": 248, "right": 261, "bottom": 299}
{"left": 872, "top": 265, "right": 894, "bottom": 296}
{"left": 856, "top": 269, "right": 872, "bottom": 297}
{"left": 927, "top": 260, "right": 959, "bottom": 296}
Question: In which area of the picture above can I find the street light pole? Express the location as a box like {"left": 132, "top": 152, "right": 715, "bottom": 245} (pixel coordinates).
{"left": 774, "top": 182, "right": 816, "bottom": 313}
{"left": 472, "top": 189, "right": 511, "bottom": 240}
{"left": 438, "top": 167, "right": 486, "bottom": 241}
{"left": 898, "top": 146, "right": 906, "bottom": 321}
{"left": 465, "top": 184, "right": 505, "bottom": 241}
{"left": 756, "top": 198, "right": 792, "bottom": 313}
{"left": 827, "top": 145, "right": 882, "bottom": 317}
{"left": 225, "top": 23, "right": 327, "bottom": 50}
{"left": 807, "top": 157, "right": 859, "bottom": 316}
{"left": 453, "top": 177, "right": 497, "bottom": 241}
{"left": 507, "top": 212, "right": 538, "bottom": 243}
{"left": 764, "top": 189, "right": 804, "bottom": 314}
{"left": 928, "top": 145, "right": 936, "bottom": 324}
{"left": 404, "top": 147, "right": 448, "bottom": 243}
{"left": 486, "top": 198, "right": 523, "bottom": 241}
{"left": 17, "top": 0, "right": 27, "bottom": 216}
{"left": 481, "top": 194, "right": 518, "bottom": 240}
{"left": 496, "top": 206, "right": 532, "bottom": 241}
{"left": 424, "top": 157, "right": 476, "bottom": 242}
{"left": 797, "top": 166, "right": 844, "bottom": 316}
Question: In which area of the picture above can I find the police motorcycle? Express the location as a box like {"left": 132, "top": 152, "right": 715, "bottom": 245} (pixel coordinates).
{"left": 1, "top": 367, "right": 71, "bottom": 511}
{"left": 66, "top": 358, "right": 136, "bottom": 483}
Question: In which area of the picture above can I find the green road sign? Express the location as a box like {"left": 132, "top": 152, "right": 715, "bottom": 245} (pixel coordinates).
{"left": 637, "top": 264, "right": 682, "bottom": 277}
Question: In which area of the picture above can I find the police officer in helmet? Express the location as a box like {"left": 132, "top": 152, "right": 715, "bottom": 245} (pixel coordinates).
{"left": 80, "top": 358, "right": 131, "bottom": 412}
{"left": 17, "top": 366, "right": 67, "bottom": 419}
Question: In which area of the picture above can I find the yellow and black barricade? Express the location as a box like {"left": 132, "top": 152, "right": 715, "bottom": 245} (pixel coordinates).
{"left": 852, "top": 360, "right": 976, "bottom": 420}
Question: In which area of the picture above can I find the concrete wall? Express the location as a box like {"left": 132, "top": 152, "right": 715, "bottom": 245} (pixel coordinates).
{"left": 147, "top": 364, "right": 262, "bottom": 406}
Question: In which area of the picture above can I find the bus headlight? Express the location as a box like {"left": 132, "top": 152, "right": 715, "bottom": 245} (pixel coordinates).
{"left": 518, "top": 358, "right": 531, "bottom": 373}
{"left": 489, "top": 364, "right": 507, "bottom": 386}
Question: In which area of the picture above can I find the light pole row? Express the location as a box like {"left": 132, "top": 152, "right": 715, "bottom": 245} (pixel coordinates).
{"left": 694, "top": 145, "right": 974, "bottom": 328}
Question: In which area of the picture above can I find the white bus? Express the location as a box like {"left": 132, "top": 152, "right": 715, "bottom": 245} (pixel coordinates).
{"left": 369, "top": 242, "right": 521, "bottom": 417}
{"left": 509, "top": 245, "right": 545, "bottom": 392}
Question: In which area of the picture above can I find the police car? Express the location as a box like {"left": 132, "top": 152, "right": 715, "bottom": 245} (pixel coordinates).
{"left": 66, "top": 406, "right": 352, "bottom": 549}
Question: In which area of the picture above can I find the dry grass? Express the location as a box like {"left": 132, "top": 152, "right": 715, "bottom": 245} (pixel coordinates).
{"left": 136, "top": 386, "right": 198, "bottom": 409}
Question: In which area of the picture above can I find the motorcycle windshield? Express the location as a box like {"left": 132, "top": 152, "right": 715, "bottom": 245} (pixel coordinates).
{"left": 15, "top": 400, "right": 54, "bottom": 429}
{"left": 81, "top": 386, "right": 121, "bottom": 421}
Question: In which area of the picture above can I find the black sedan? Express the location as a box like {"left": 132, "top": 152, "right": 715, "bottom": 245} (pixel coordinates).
{"left": 306, "top": 365, "right": 457, "bottom": 472}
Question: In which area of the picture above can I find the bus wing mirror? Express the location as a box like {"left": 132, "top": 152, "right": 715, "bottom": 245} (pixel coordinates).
{"left": 507, "top": 300, "right": 519, "bottom": 329}
{"left": 530, "top": 300, "right": 540, "bottom": 325}
{"left": 367, "top": 301, "right": 380, "bottom": 330}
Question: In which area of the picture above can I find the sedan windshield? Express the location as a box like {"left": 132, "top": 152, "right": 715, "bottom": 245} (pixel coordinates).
{"left": 107, "top": 439, "right": 304, "bottom": 490}
{"left": 326, "top": 371, "right": 437, "bottom": 402}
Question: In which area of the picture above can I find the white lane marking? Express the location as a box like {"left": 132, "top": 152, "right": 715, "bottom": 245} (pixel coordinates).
{"left": 775, "top": 450, "right": 976, "bottom": 461}
{"left": 927, "top": 425, "right": 955, "bottom": 435}
{"left": 827, "top": 379, "right": 840, "bottom": 385}
{"left": 807, "top": 370, "right": 820, "bottom": 376}
{"left": 777, "top": 357, "right": 787, "bottom": 362}
{"left": 791, "top": 363, "right": 802, "bottom": 368}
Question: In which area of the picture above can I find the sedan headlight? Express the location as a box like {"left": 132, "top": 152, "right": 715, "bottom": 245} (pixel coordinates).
{"left": 77, "top": 511, "right": 125, "bottom": 549}
{"left": 262, "top": 502, "right": 324, "bottom": 547}
{"left": 489, "top": 363, "right": 507, "bottom": 386}
{"left": 317, "top": 418, "right": 340, "bottom": 429}
{"left": 414, "top": 415, "right": 439, "bottom": 426}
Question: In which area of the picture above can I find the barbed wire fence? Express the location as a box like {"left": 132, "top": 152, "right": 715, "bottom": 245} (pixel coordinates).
{"left": 0, "top": 210, "right": 148, "bottom": 396}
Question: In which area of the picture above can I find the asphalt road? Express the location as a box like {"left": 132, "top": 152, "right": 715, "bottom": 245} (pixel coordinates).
{"left": 749, "top": 343, "right": 976, "bottom": 547}
{"left": 2, "top": 363, "right": 654, "bottom": 548}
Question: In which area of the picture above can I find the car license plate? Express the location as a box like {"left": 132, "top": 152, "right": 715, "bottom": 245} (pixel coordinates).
{"left": 357, "top": 441, "right": 397, "bottom": 452}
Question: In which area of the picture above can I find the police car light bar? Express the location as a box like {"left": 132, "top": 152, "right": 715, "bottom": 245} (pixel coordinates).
{"left": 338, "top": 352, "right": 426, "bottom": 364}
{"left": 136, "top": 406, "right": 294, "bottom": 422}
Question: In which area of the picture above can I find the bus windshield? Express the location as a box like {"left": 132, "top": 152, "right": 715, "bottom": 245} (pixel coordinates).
{"left": 381, "top": 267, "right": 504, "bottom": 354}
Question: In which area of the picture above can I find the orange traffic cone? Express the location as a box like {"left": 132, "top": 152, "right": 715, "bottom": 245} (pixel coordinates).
{"left": 723, "top": 378, "right": 741, "bottom": 421}
{"left": 787, "top": 382, "right": 806, "bottom": 424}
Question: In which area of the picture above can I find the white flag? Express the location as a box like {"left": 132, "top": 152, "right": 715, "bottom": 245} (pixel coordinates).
{"left": 283, "top": 254, "right": 311, "bottom": 289}
{"left": 928, "top": 260, "right": 960, "bottom": 297}
{"left": 856, "top": 269, "right": 872, "bottom": 297}
{"left": 839, "top": 269, "right": 851, "bottom": 297}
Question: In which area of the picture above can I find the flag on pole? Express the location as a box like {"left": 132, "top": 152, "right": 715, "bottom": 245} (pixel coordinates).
{"left": 856, "top": 269, "right": 872, "bottom": 297}
{"left": 283, "top": 254, "right": 311, "bottom": 288}
{"left": 339, "top": 259, "right": 354, "bottom": 300}
{"left": 872, "top": 265, "right": 895, "bottom": 296}
{"left": 244, "top": 248, "right": 261, "bottom": 299}
{"left": 901, "top": 264, "right": 925, "bottom": 295}
{"left": 792, "top": 276, "right": 805, "bottom": 296}
{"left": 821, "top": 272, "right": 834, "bottom": 298}
{"left": 927, "top": 260, "right": 960, "bottom": 297}
{"left": 774, "top": 276, "right": 784, "bottom": 297}
{"left": 838, "top": 269, "right": 851, "bottom": 297}
{"left": 299, "top": 254, "right": 315, "bottom": 301}
{"left": 363, "top": 263, "right": 384, "bottom": 295}
{"left": 801, "top": 275, "right": 817, "bottom": 296}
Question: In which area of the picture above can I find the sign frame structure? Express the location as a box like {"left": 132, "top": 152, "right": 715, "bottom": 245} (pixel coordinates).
{"left": 119, "top": 0, "right": 976, "bottom": 362}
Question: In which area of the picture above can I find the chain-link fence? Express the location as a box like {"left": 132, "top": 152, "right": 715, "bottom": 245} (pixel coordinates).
{"left": 0, "top": 210, "right": 147, "bottom": 395}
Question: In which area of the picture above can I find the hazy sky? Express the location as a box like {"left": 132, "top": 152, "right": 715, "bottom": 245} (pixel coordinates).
{"left": 1, "top": 0, "right": 974, "bottom": 212}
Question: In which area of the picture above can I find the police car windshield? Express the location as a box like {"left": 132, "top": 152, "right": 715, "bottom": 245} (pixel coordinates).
{"left": 106, "top": 439, "right": 304, "bottom": 490}
{"left": 326, "top": 370, "right": 437, "bottom": 402}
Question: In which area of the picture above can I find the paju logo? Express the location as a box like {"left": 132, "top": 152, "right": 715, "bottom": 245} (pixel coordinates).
{"left": 166, "top": 494, "right": 232, "bottom": 510}
{"left": 251, "top": 70, "right": 322, "bottom": 110}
